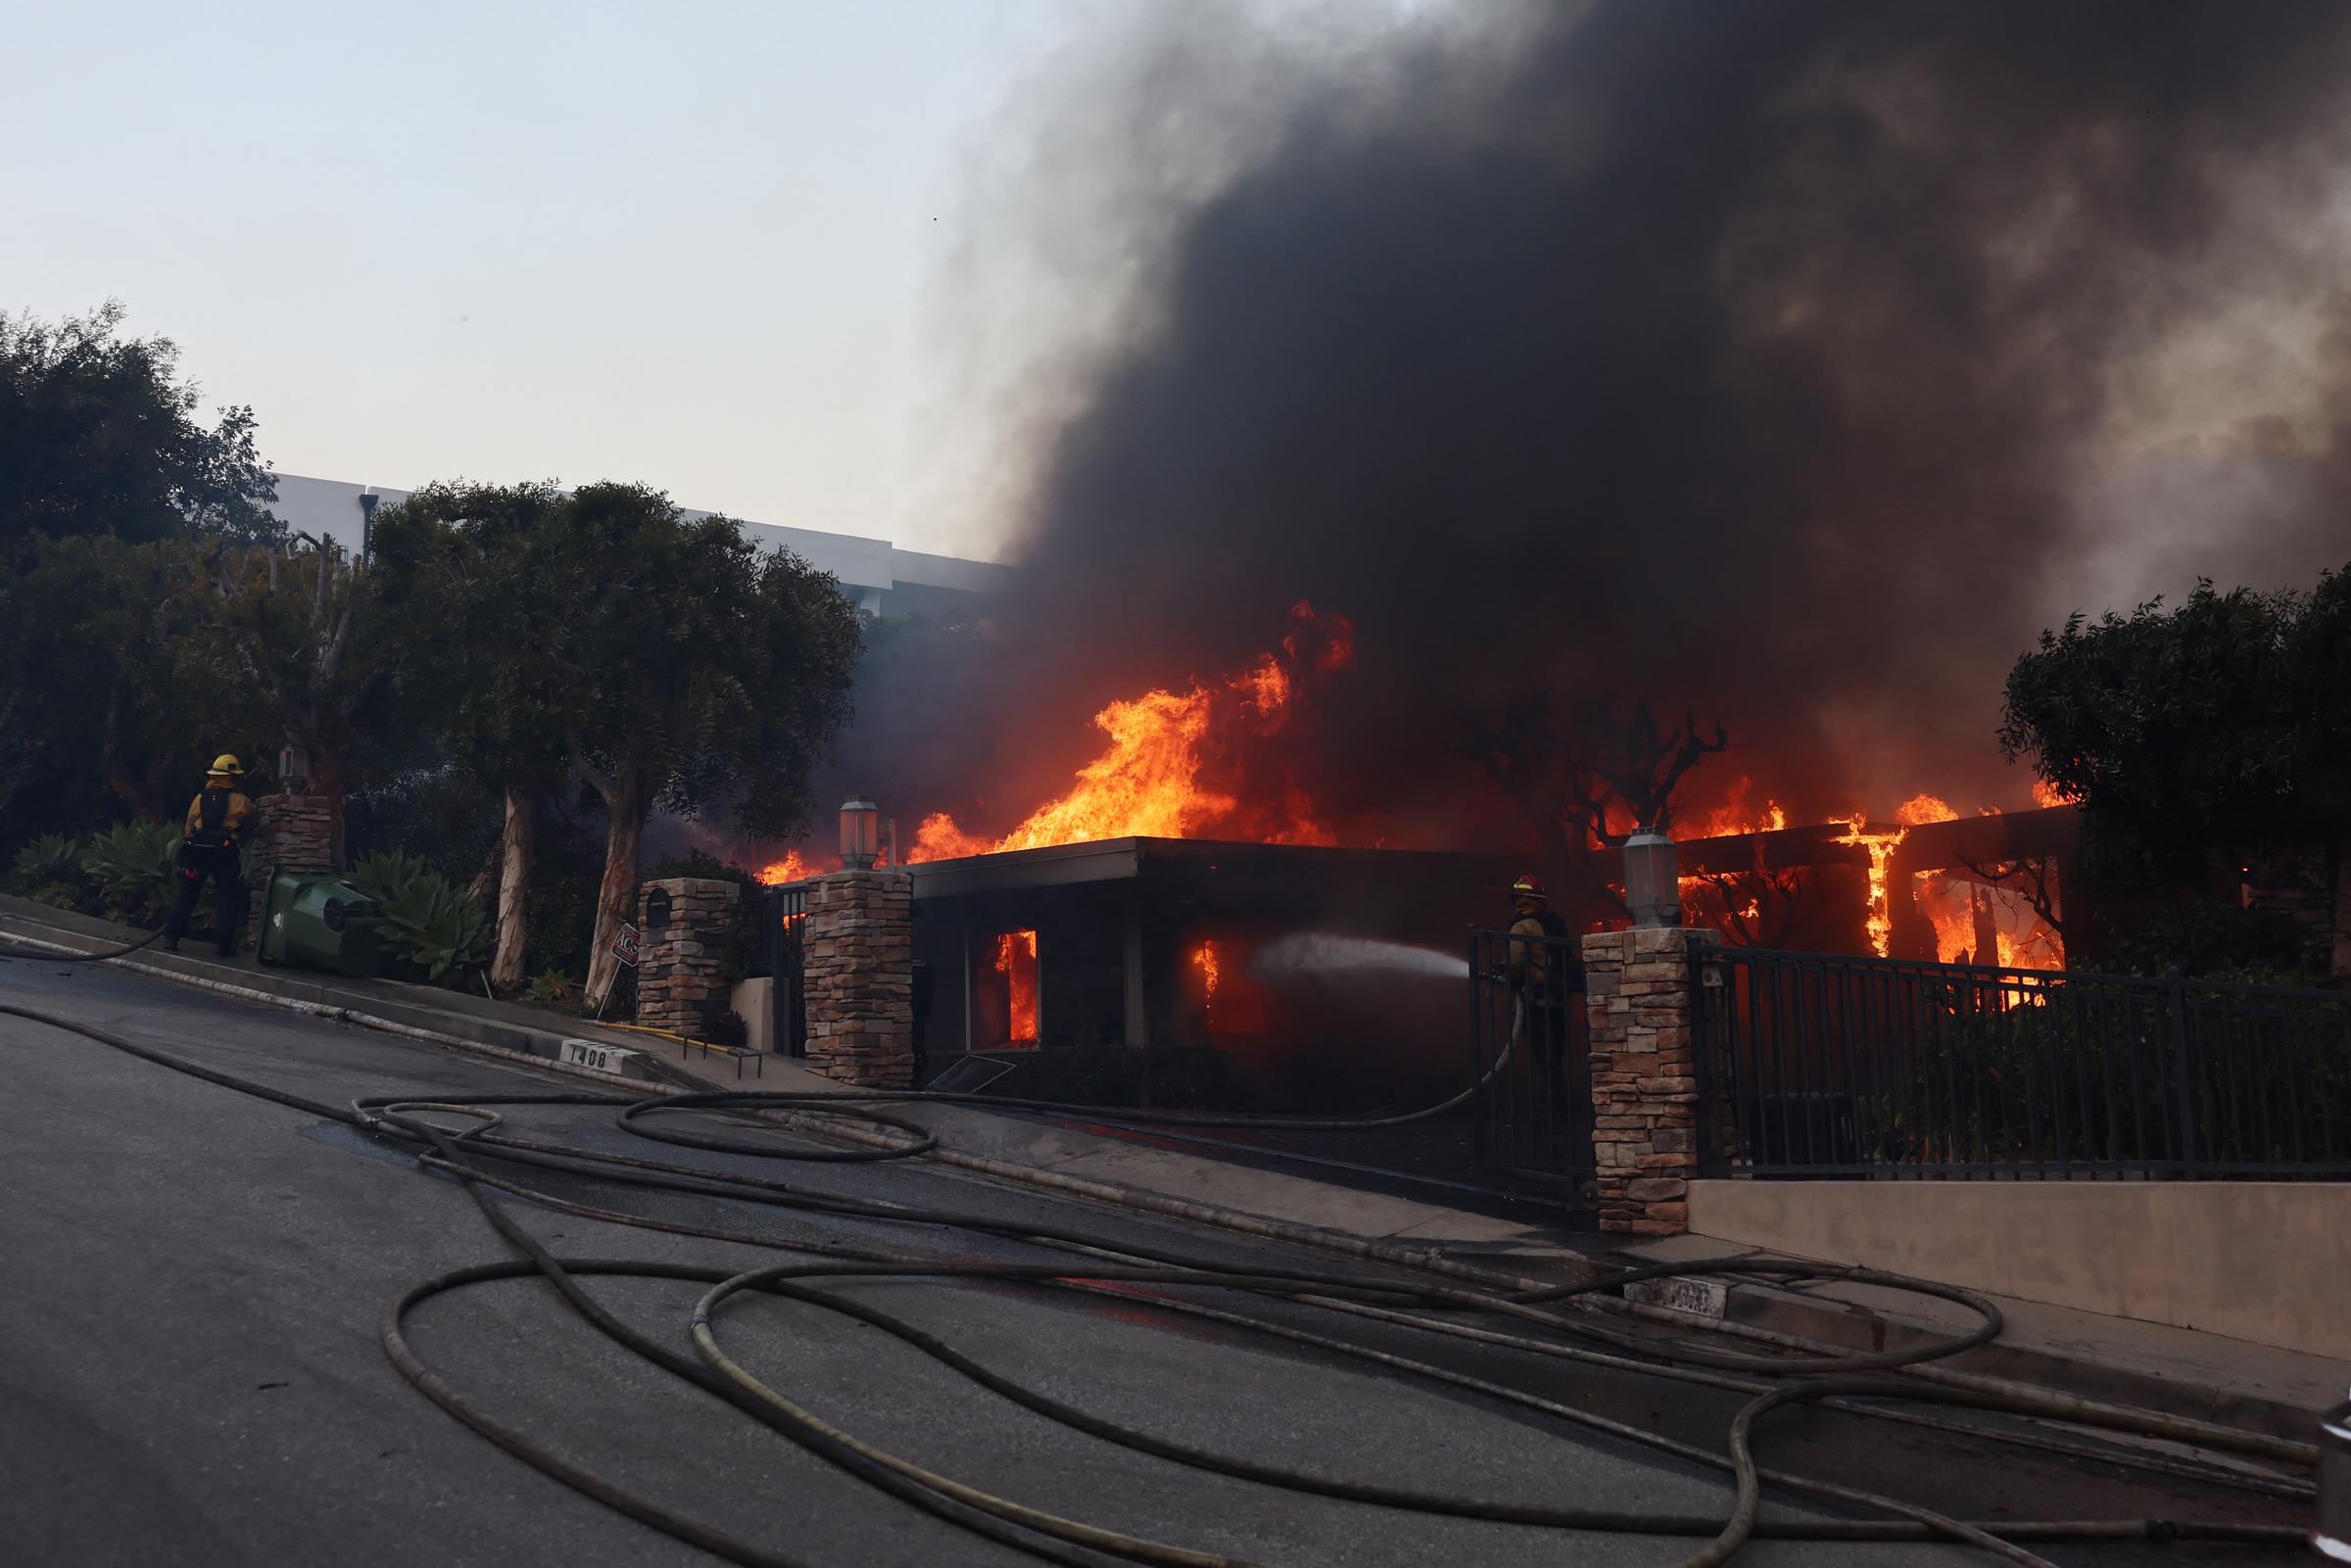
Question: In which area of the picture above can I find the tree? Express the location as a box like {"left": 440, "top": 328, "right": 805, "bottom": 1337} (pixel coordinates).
{"left": 529, "top": 486, "right": 864, "bottom": 1010}
{"left": 0, "top": 535, "right": 230, "bottom": 829}
{"left": 368, "top": 482, "right": 575, "bottom": 990}
{"left": 1457, "top": 695, "right": 1727, "bottom": 914}
{"left": 0, "top": 302, "right": 279, "bottom": 550}
{"left": 2000, "top": 567, "right": 2351, "bottom": 978}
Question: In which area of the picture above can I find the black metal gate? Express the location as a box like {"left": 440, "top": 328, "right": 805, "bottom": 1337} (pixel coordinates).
{"left": 762, "top": 884, "right": 807, "bottom": 1058}
{"left": 1468, "top": 927, "right": 1594, "bottom": 1195}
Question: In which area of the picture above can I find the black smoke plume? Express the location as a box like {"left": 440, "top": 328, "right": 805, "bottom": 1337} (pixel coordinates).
{"left": 831, "top": 0, "right": 2351, "bottom": 855}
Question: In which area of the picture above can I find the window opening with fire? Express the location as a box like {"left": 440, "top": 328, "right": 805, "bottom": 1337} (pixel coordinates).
{"left": 982, "top": 929, "right": 1039, "bottom": 1048}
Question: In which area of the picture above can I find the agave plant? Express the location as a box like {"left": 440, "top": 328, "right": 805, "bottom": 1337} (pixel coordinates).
{"left": 11, "top": 832, "right": 83, "bottom": 889}
{"left": 80, "top": 822, "right": 183, "bottom": 924}
{"left": 369, "top": 863, "right": 490, "bottom": 980}
{"left": 349, "top": 847, "right": 434, "bottom": 907}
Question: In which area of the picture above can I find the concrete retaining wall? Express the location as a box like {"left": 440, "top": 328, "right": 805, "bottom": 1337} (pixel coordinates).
{"left": 1689, "top": 1178, "right": 2351, "bottom": 1357}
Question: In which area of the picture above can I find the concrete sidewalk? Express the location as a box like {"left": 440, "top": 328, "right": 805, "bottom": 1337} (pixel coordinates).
{"left": 6, "top": 894, "right": 2339, "bottom": 1451}
{"left": 0, "top": 895, "right": 714, "bottom": 1089}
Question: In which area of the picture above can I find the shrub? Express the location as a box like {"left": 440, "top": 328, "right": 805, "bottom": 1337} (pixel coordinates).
{"left": 80, "top": 823, "right": 182, "bottom": 925}
{"left": 2105, "top": 899, "right": 2330, "bottom": 984}
{"left": 351, "top": 849, "right": 489, "bottom": 982}
{"left": 349, "top": 848, "right": 433, "bottom": 905}
{"left": 11, "top": 832, "right": 83, "bottom": 891}
{"left": 524, "top": 970, "right": 579, "bottom": 1008}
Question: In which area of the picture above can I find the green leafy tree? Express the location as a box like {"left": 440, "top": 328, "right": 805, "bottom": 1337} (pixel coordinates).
{"left": 0, "top": 535, "right": 234, "bottom": 827}
{"left": 367, "top": 481, "right": 574, "bottom": 990}
{"left": 183, "top": 535, "right": 426, "bottom": 841}
{"left": 2001, "top": 566, "right": 2351, "bottom": 978}
{"left": 532, "top": 485, "right": 862, "bottom": 1010}
{"left": 0, "top": 302, "right": 279, "bottom": 549}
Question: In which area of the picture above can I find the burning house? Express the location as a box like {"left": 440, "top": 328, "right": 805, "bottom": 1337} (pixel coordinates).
{"left": 902, "top": 837, "right": 1508, "bottom": 1109}
{"left": 759, "top": 603, "right": 2079, "bottom": 1110}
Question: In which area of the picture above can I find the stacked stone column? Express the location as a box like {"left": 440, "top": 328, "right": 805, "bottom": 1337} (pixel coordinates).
{"left": 248, "top": 794, "right": 335, "bottom": 941}
{"left": 801, "top": 870, "right": 913, "bottom": 1087}
{"left": 1582, "top": 926, "right": 1708, "bottom": 1236}
{"left": 635, "top": 878, "right": 740, "bottom": 1038}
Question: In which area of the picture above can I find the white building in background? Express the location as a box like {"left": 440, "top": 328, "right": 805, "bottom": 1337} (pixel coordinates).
{"left": 264, "top": 472, "right": 1010, "bottom": 618}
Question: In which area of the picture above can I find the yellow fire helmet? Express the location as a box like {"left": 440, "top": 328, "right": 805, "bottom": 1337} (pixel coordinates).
{"left": 209, "top": 754, "right": 245, "bottom": 777}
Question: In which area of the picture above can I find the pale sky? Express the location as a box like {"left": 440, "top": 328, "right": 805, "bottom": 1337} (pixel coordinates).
{"left": 5, "top": 1, "right": 1432, "bottom": 561}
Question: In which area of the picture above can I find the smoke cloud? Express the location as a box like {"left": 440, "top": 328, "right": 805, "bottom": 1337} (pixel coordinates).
{"left": 834, "top": 0, "right": 2351, "bottom": 854}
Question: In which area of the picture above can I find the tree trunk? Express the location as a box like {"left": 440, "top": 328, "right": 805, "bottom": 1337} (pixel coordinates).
{"left": 464, "top": 845, "right": 499, "bottom": 911}
{"left": 308, "top": 747, "right": 349, "bottom": 867}
{"left": 108, "top": 772, "right": 166, "bottom": 827}
{"left": 2332, "top": 845, "right": 2350, "bottom": 981}
{"left": 491, "top": 786, "right": 536, "bottom": 993}
{"left": 582, "top": 793, "right": 646, "bottom": 1013}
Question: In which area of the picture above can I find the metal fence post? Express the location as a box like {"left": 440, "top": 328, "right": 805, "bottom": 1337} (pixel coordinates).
{"left": 1690, "top": 945, "right": 1716, "bottom": 1173}
{"left": 2167, "top": 967, "right": 2199, "bottom": 1178}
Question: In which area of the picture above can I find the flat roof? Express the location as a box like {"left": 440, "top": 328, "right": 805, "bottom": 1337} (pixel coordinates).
{"left": 903, "top": 835, "right": 1518, "bottom": 899}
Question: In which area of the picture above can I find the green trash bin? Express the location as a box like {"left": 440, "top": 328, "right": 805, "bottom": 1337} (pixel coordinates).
{"left": 257, "top": 870, "right": 386, "bottom": 978}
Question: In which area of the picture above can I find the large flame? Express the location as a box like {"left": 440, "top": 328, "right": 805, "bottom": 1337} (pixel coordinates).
{"left": 756, "top": 848, "right": 819, "bottom": 886}
{"left": 1688, "top": 779, "right": 1787, "bottom": 838}
{"left": 913, "top": 602, "right": 1354, "bottom": 861}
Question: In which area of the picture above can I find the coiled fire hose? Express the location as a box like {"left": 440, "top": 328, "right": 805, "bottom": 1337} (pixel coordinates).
{"left": 0, "top": 997, "right": 2318, "bottom": 1568}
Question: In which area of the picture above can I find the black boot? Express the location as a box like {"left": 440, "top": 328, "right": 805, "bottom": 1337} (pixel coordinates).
{"left": 164, "top": 935, "right": 180, "bottom": 953}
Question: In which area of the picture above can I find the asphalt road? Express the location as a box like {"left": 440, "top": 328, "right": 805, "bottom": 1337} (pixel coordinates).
{"left": 0, "top": 956, "right": 2311, "bottom": 1567}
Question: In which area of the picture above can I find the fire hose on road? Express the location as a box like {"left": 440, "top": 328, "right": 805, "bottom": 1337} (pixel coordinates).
{"left": 0, "top": 991, "right": 2322, "bottom": 1568}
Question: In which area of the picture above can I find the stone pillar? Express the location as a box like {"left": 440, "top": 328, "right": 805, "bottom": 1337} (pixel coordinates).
{"left": 801, "top": 870, "right": 913, "bottom": 1086}
{"left": 1582, "top": 925, "right": 1708, "bottom": 1237}
{"left": 636, "top": 878, "right": 741, "bottom": 1037}
{"left": 248, "top": 794, "right": 336, "bottom": 941}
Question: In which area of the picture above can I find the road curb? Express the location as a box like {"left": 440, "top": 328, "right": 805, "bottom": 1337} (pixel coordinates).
{"left": 1622, "top": 1263, "right": 2332, "bottom": 1446}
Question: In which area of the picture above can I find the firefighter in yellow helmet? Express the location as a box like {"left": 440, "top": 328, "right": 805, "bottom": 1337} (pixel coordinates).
{"left": 165, "top": 754, "right": 258, "bottom": 955}
{"left": 1504, "top": 873, "right": 1577, "bottom": 1096}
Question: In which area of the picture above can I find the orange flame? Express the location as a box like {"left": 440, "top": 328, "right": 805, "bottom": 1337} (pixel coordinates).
{"left": 757, "top": 848, "right": 818, "bottom": 885}
{"left": 1833, "top": 817, "right": 1908, "bottom": 957}
{"left": 1689, "top": 778, "right": 1788, "bottom": 838}
{"left": 912, "top": 602, "right": 1352, "bottom": 861}
{"left": 1895, "top": 793, "right": 1958, "bottom": 827}
{"left": 1192, "top": 941, "right": 1220, "bottom": 1018}
{"left": 2031, "top": 778, "right": 2078, "bottom": 809}
{"left": 994, "top": 929, "right": 1038, "bottom": 1044}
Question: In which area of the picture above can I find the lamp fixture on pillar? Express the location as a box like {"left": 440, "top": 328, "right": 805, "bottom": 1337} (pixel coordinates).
{"left": 839, "top": 797, "right": 880, "bottom": 870}
{"left": 1624, "top": 827, "right": 1680, "bottom": 927}
{"left": 278, "top": 742, "right": 311, "bottom": 796}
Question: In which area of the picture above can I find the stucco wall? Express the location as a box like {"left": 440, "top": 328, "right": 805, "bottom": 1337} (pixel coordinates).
{"left": 1689, "top": 1179, "right": 2350, "bottom": 1357}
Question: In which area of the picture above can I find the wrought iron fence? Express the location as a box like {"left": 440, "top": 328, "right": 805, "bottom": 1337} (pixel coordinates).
{"left": 1468, "top": 927, "right": 1594, "bottom": 1193}
{"left": 1695, "top": 946, "right": 2351, "bottom": 1178}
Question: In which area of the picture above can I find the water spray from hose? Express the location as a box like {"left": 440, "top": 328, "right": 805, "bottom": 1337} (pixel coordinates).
{"left": 1252, "top": 932, "right": 1470, "bottom": 982}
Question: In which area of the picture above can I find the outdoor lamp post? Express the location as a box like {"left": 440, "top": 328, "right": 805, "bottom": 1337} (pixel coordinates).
{"left": 278, "top": 742, "right": 311, "bottom": 795}
{"left": 1624, "top": 826, "right": 1681, "bottom": 927}
{"left": 839, "top": 798, "right": 880, "bottom": 870}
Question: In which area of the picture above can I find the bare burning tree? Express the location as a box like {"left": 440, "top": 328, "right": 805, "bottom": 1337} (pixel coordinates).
{"left": 1456, "top": 695, "right": 1727, "bottom": 911}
